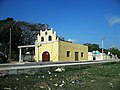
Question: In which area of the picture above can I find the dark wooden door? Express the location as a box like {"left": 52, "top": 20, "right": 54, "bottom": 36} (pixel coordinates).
{"left": 42, "top": 51, "right": 50, "bottom": 62}
{"left": 75, "top": 52, "right": 78, "bottom": 61}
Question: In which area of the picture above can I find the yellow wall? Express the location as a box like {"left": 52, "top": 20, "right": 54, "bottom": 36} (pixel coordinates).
{"left": 58, "top": 41, "right": 88, "bottom": 61}
{"left": 39, "top": 29, "right": 57, "bottom": 43}
{"left": 35, "top": 42, "right": 59, "bottom": 62}
{"left": 34, "top": 29, "right": 59, "bottom": 62}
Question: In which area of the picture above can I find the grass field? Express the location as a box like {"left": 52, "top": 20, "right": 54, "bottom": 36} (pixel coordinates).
{"left": 0, "top": 62, "right": 120, "bottom": 90}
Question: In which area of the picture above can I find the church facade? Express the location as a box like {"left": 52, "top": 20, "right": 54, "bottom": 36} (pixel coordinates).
{"left": 34, "top": 28, "right": 88, "bottom": 62}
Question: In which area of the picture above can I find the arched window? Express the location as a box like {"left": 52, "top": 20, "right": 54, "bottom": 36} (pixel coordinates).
{"left": 45, "top": 32, "right": 47, "bottom": 35}
{"left": 41, "top": 37, "right": 44, "bottom": 42}
{"left": 48, "top": 36, "right": 52, "bottom": 41}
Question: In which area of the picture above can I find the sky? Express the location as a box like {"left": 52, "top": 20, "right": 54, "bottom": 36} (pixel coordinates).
{"left": 0, "top": 0, "right": 120, "bottom": 49}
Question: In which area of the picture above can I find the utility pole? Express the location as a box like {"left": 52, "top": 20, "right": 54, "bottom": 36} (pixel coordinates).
{"left": 8, "top": 21, "right": 18, "bottom": 62}
{"left": 102, "top": 38, "right": 104, "bottom": 60}
{"left": 9, "top": 28, "right": 12, "bottom": 61}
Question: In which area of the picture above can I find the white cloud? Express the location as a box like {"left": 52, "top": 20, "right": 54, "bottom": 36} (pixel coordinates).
{"left": 108, "top": 15, "right": 120, "bottom": 26}
{"left": 67, "top": 39, "right": 78, "bottom": 43}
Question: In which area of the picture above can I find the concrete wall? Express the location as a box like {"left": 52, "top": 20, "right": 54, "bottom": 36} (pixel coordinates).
{"left": 58, "top": 41, "right": 88, "bottom": 61}
{"left": 88, "top": 52, "right": 116, "bottom": 60}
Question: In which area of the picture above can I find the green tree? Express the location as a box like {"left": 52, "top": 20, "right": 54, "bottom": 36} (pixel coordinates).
{"left": 83, "top": 43, "right": 99, "bottom": 52}
{"left": 83, "top": 43, "right": 92, "bottom": 52}
{"left": 0, "top": 17, "right": 48, "bottom": 61}
{"left": 109, "top": 47, "right": 120, "bottom": 58}
{"left": 91, "top": 44, "right": 99, "bottom": 51}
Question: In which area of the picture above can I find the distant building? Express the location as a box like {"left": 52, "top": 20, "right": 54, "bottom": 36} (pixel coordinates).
{"left": 34, "top": 28, "right": 88, "bottom": 62}
{"left": 88, "top": 52, "right": 106, "bottom": 60}
{"left": 88, "top": 51, "right": 118, "bottom": 60}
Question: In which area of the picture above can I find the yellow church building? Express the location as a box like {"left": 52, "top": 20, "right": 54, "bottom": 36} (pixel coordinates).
{"left": 34, "top": 28, "right": 88, "bottom": 62}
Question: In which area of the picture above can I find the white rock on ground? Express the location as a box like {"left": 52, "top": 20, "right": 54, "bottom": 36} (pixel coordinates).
{"left": 55, "top": 68, "right": 65, "bottom": 72}
{"left": 59, "top": 83, "right": 64, "bottom": 87}
{"left": 54, "top": 83, "right": 58, "bottom": 87}
{"left": 48, "top": 71, "right": 51, "bottom": 74}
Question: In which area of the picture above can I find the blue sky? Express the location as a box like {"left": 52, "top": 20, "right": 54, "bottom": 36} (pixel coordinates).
{"left": 0, "top": 0, "right": 120, "bottom": 49}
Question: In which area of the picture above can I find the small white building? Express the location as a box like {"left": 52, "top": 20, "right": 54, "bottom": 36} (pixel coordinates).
{"left": 88, "top": 51, "right": 115, "bottom": 60}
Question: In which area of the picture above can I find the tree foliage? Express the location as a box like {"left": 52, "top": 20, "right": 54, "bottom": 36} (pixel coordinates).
{"left": 0, "top": 17, "right": 48, "bottom": 60}
{"left": 109, "top": 47, "right": 120, "bottom": 58}
{"left": 83, "top": 43, "right": 99, "bottom": 52}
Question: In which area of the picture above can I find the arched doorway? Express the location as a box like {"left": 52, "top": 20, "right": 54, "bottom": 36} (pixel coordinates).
{"left": 93, "top": 56, "right": 96, "bottom": 60}
{"left": 42, "top": 51, "right": 50, "bottom": 62}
